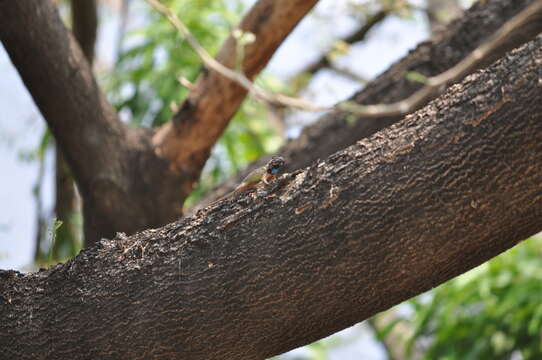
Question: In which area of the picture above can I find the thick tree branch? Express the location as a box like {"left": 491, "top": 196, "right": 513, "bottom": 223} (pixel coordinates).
{"left": 2, "top": 37, "right": 541, "bottom": 359}
{"left": 200, "top": 0, "right": 542, "bottom": 205}
{"left": 283, "top": 0, "right": 542, "bottom": 157}
{"left": 151, "top": 0, "right": 319, "bottom": 179}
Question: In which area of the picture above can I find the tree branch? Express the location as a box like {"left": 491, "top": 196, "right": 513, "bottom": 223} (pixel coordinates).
{"left": 151, "top": 0, "right": 319, "bottom": 178}
{"left": 2, "top": 36, "right": 542, "bottom": 359}
{"left": 0, "top": 0, "right": 180, "bottom": 245}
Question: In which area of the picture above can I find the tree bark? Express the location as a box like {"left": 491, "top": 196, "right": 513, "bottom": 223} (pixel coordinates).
{"left": 71, "top": 0, "right": 98, "bottom": 64}
{"left": 1, "top": 37, "right": 541, "bottom": 359}
{"left": 199, "top": 0, "right": 542, "bottom": 206}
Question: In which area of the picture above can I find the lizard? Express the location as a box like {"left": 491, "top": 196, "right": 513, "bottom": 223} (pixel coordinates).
{"left": 210, "top": 156, "right": 286, "bottom": 205}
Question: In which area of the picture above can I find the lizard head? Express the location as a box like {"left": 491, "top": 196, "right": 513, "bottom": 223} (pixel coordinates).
{"left": 266, "top": 156, "right": 285, "bottom": 175}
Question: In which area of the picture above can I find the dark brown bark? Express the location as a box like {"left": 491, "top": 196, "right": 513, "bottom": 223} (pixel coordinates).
{"left": 0, "top": 0, "right": 125, "bottom": 192}
{"left": 0, "top": 0, "right": 191, "bottom": 246}
{"left": 1, "top": 37, "right": 541, "bottom": 359}
{"left": 199, "top": 0, "right": 542, "bottom": 206}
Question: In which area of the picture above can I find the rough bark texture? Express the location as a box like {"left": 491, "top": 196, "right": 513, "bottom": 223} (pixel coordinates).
{"left": 0, "top": 0, "right": 125, "bottom": 193}
{"left": 200, "top": 0, "right": 542, "bottom": 205}
{"left": 1, "top": 37, "right": 541, "bottom": 360}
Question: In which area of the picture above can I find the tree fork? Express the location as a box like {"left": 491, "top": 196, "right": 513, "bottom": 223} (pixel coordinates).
{"left": 151, "top": 0, "right": 319, "bottom": 180}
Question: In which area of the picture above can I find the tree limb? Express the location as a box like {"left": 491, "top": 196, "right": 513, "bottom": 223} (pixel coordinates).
{"left": 2, "top": 36, "right": 541, "bottom": 359}
{"left": 152, "top": 0, "right": 542, "bottom": 118}
{"left": 283, "top": 0, "right": 542, "bottom": 162}
{"left": 0, "top": 0, "right": 318, "bottom": 245}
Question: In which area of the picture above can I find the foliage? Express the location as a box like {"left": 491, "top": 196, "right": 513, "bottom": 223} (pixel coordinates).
{"left": 404, "top": 236, "right": 542, "bottom": 359}
{"left": 108, "top": 0, "right": 236, "bottom": 127}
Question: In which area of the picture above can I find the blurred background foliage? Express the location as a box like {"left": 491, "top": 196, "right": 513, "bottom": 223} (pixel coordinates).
{"left": 10, "top": 0, "right": 541, "bottom": 358}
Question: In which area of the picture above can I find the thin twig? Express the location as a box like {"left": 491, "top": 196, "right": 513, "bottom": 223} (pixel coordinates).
{"left": 147, "top": 0, "right": 542, "bottom": 117}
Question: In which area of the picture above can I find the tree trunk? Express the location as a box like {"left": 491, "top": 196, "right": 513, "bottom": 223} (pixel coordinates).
{"left": 1, "top": 36, "right": 541, "bottom": 359}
